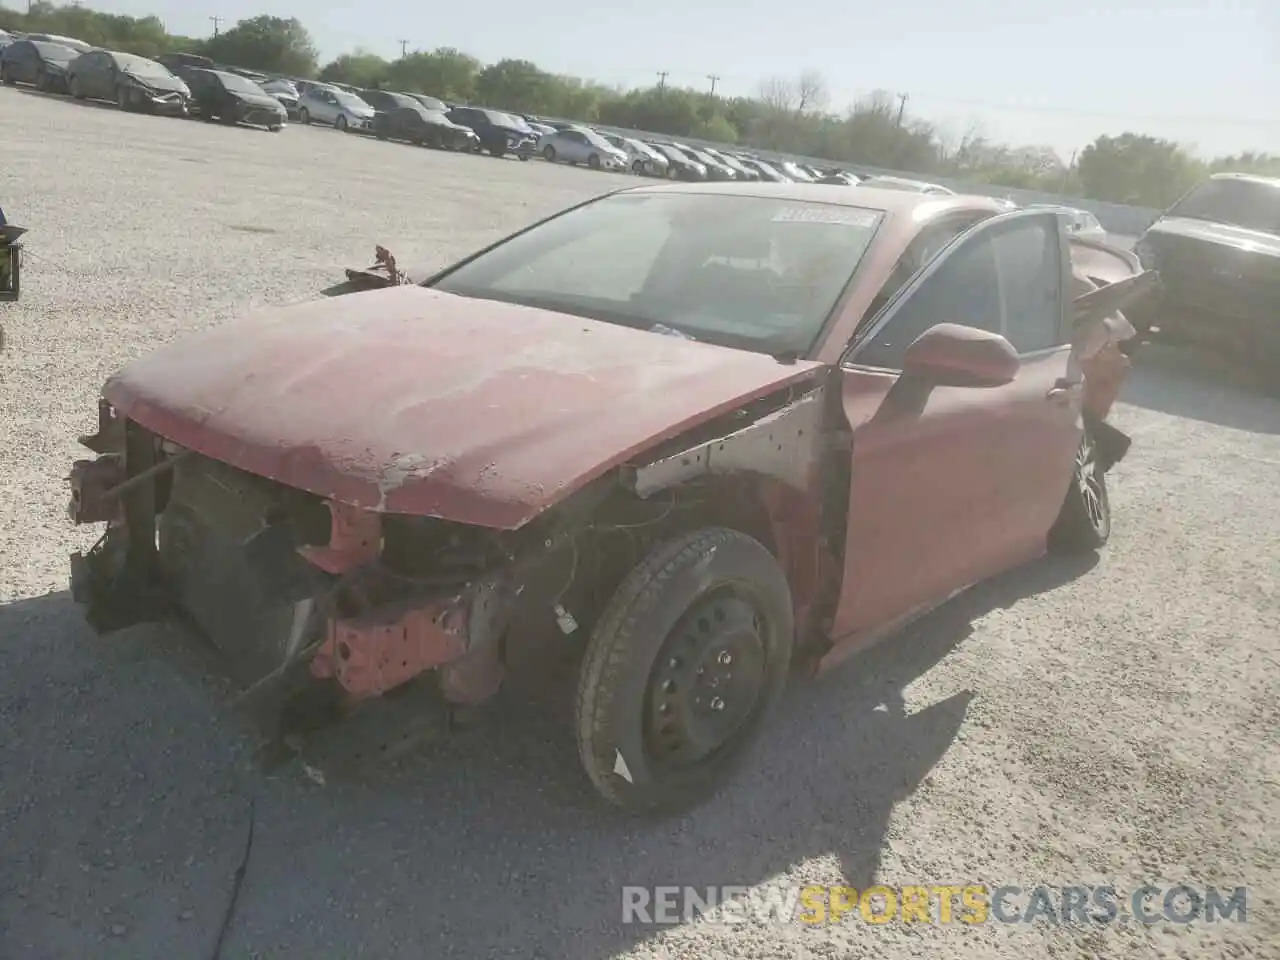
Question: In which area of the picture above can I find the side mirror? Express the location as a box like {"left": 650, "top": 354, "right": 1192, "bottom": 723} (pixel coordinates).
{"left": 902, "top": 323, "right": 1019, "bottom": 388}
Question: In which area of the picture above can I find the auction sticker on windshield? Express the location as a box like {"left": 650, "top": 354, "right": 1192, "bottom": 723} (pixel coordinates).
{"left": 771, "top": 207, "right": 880, "bottom": 227}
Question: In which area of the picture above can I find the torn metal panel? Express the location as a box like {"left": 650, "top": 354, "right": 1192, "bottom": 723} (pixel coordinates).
{"left": 630, "top": 389, "right": 826, "bottom": 498}
{"left": 311, "top": 596, "right": 470, "bottom": 697}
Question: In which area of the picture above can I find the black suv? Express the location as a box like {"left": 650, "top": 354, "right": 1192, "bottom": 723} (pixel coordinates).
{"left": 445, "top": 107, "right": 536, "bottom": 159}
{"left": 1131, "top": 173, "right": 1280, "bottom": 373}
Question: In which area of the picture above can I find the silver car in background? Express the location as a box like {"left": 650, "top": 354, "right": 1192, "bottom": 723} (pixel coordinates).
{"left": 604, "top": 134, "right": 669, "bottom": 176}
{"left": 538, "top": 127, "right": 628, "bottom": 171}
{"left": 296, "top": 83, "right": 375, "bottom": 132}
{"left": 1027, "top": 204, "right": 1108, "bottom": 241}
{"left": 859, "top": 175, "right": 955, "bottom": 195}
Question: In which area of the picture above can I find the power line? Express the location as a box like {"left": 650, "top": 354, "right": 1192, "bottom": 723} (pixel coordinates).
{"left": 208, "top": 15, "right": 223, "bottom": 37}
{"left": 397, "top": 39, "right": 409, "bottom": 58}
{"left": 706, "top": 74, "right": 720, "bottom": 97}
{"left": 656, "top": 71, "right": 669, "bottom": 92}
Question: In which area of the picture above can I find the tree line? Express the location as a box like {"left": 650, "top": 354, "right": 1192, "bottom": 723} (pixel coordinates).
{"left": 4, "top": 1, "right": 1278, "bottom": 209}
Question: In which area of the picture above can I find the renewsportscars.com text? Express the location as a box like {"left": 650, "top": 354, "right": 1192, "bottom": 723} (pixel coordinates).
{"left": 622, "top": 884, "right": 1248, "bottom": 926}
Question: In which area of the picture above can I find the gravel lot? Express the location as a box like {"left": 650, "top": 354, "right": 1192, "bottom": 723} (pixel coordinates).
{"left": 2, "top": 88, "right": 1278, "bottom": 960}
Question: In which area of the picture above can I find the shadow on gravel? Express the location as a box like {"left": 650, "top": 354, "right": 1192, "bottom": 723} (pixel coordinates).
{"left": 14, "top": 87, "right": 118, "bottom": 113}
{"left": 0, "top": 550, "right": 1095, "bottom": 960}
{"left": 1123, "top": 342, "right": 1280, "bottom": 433}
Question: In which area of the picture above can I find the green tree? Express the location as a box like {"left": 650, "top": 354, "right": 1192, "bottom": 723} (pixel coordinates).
{"left": 1078, "top": 133, "right": 1205, "bottom": 207}
{"left": 203, "top": 15, "right": 318, "bottom": 77}
{"left": 319, "top": 50, "right": 389, "bottom": 88}
{"left": 474, "top": 58, "right": 550, "bottom": 113}
{"left": 0, "top": 0, "right": 200, "bottom": 57}
{"left": 383, "top": 47, "right": 480, "bottom": 101}
{"left": 692, "top": 113, "right": 738, "bottom": 144}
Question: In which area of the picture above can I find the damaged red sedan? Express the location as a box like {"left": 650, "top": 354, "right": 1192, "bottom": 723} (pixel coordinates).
{"left": 68, "top": 184, "right": 1156, "bottom": 814}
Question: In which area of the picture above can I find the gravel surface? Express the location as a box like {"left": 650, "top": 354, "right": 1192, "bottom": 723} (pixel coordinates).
{"left": 2, "top": 88, "right": 1278, "bottom": 960}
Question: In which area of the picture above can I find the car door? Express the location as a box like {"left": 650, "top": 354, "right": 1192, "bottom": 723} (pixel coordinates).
{"left": 823, "top": 211, "right": 1079, "bottom": 661}
{"left": 91, "top": 52, "right": 117, "bottom": 99}
{"left": 10, "top": 42, "right": 33, "bottom": 83}
{"left": 308, "top": 89, "right": 334, "bottom": 123}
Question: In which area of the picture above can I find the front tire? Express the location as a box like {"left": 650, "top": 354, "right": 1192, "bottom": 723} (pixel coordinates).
{"left": 69, "top": 75, "right": 85, "bottom": 99}
{"left": 298, "top": 107, "right": 310, "bottom": 125}
{"left": 632, "top": 160, "right": 644, "bottom": 175}
{"left": 575, "top": 527, "right": 794, "bottom": 815}
{"left": 1049, "top": 431, "right": 1111, "bottom": 552}
{"left": 335, "top": 114, "right": 348, "bottom": 132}
{"left": 542, "top": 145, "right": 557, "bottom": 162}
{"left": 116, "top": 84, "right": 131, "bottom": 111}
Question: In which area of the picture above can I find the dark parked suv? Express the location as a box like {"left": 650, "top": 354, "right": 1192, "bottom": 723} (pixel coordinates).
{"left": 1131, "top": 173, "right": 1280, "bottom": 374}
{"left": 445, "top": 107, "right": 536, "bottom": 159}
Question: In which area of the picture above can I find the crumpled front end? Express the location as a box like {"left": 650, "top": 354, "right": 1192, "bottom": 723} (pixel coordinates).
{"left": 67, "top": 400, "right": 549, "bottom": 752}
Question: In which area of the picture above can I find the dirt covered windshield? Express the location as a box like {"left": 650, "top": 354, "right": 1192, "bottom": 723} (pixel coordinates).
{"left": 1167, "top": 178, "right": 1280, "bottom": 235}
{"left": 430, "top": 192, "right": 883, "bottom": 356}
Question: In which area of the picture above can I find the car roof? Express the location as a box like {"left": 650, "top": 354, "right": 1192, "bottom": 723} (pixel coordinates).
{"left": 626, "top": 180, "right": 1002, "bottom": 214}
{"left": 1209, "top": 172, "right": 1280, "bottom": 188}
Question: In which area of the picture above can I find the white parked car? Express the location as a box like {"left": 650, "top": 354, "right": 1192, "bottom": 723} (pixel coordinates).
{"left": 296, "top": 84, "right": 375, "bottom": 132}
{"left": 604, "top": 134, "right": 669, "bottom": 176}
{"left": 537, "top": 127, "right": 628, "bottom": 171}
{"left": 859, "top": 175, "right": 955, "bottom": 195}
{"left": 1027, "top": 204, "right": 1108, "bottom": 241}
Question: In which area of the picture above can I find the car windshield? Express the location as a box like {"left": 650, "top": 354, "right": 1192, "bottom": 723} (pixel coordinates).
{"left": 1166, "top": 178, "right": 1280, "bottom": 235}
{"left": 582, "top": 129, "right": 613, "bottom": 149}
{"left": 33, "top": 41, "right": 77, "bottom": 61}
{"left": 115, "top": 54, "right": 171, "bottom": 78}
{"left": 263, "top": 79, "right": 296, "bottom": 93}
{"left": 218, "top": 72, "right": 264, "bottom": 95}
{"left": 431, "top": 192, "right": 884, "bottom": 356}
{"left": 416, "top": 95, "right": 446, "bottom": 111}
{"left": 495, "top": 113, "right": 531, "bottom": 131}
{"left": 334, "top": 90, "right": 371, "bottom": 110}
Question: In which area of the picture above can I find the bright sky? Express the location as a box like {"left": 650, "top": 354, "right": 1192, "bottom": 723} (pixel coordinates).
{"left": 97, "top": 0, "right": 1277, "bottom": 161}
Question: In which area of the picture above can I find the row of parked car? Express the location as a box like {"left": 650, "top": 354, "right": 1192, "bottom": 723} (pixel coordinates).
{"left": 0, "top": 29, "right": 1111, "bottom": 237}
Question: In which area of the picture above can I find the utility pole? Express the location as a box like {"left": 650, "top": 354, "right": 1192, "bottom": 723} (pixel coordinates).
{"left": 656, "top": 71, "right": 669, "bottom": 92}
{"left": 209, "top": 15, "right": 223, "bottom": 37}
{"left": 894, "top": 92, "right": 908, "bottom": 127}
{"left": 397, "top": 39, "right": 409, "bottom": 58}
{"left": 706, "top": 74, "right": 720, "bottom": 97}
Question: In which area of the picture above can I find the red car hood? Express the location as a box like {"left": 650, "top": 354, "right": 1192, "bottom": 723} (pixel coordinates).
{"left": 103, "top": 286, "right": 823, "bottom": 529}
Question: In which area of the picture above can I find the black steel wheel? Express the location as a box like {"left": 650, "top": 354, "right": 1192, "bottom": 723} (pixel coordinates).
{"left": 1049, "top": 430, "right": 1111, "bottom": 552}
{"left": 576, "top": 526, "right": 793, "bottom": 815}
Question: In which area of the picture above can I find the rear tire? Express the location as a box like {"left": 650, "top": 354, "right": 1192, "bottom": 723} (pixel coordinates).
{"left": 70, "top": 75, "right": 85, "bottom": 99}
{"left": 632, "top": 160, "right": 644, "bottom": 174}
{"left": 543, "top": 145, "right": 556, "bottom": 162}
{"left": 1048, "top": 430, "right": 1111, "bottom": 553}
{"left": 575, "top": 526, "right": 793, "bottom": 815}
{"left": 588, "top": 153, "right": 602, "bottom": 170}
{"left": 116, "top": 84, "right": 130, "bottom": 111}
